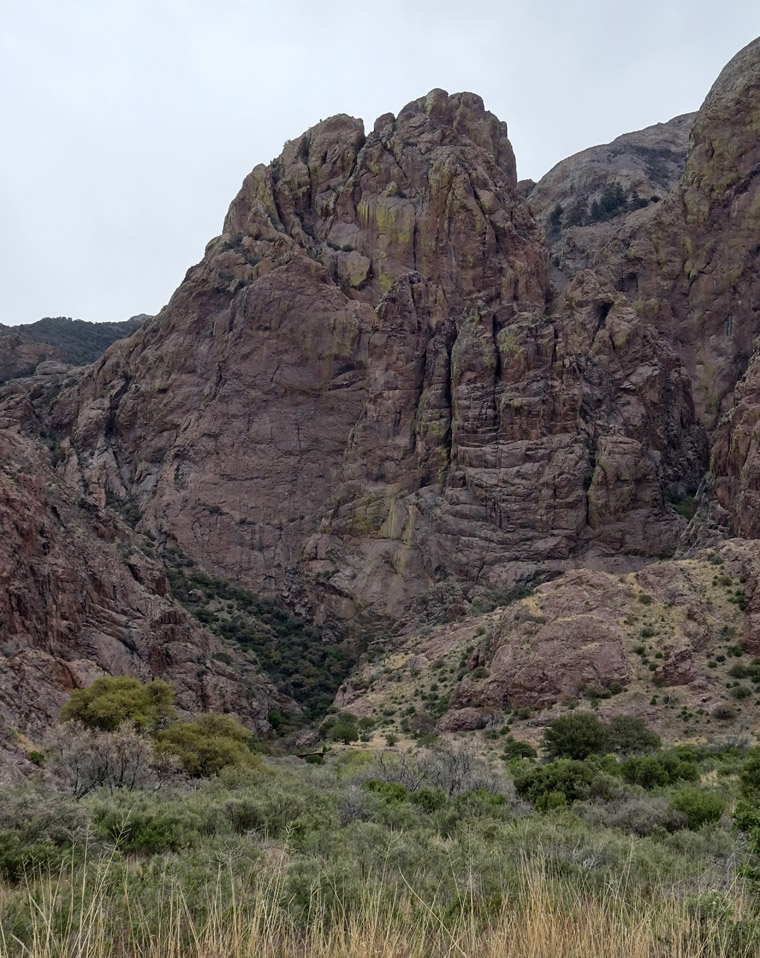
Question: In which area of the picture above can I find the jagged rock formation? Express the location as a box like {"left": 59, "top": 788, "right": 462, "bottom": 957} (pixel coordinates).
{"left": 527, "top": 113, "right": 694, "bottom": 282}
{"left": 338, "top": 541, "right": 760, "bottom": 741}
{"left": 0, "top": 371, "right": 292, "bottom": 743}
{"left": 54, "top": 91, "right": 704, "bottom": 632}
{"left": 3, "top": 37, "right": 760, "bottom": 744}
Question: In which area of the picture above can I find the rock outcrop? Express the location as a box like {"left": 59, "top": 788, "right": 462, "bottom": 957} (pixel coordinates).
{"left": 338, "top": 541, "right": 760, "bottom": 741}
{"left": 528, "top": 113, "right": 694, "bottom": 282}
{"left": 0, "top": 372, "right": 292, "bottom": 744}
{"left": 53, "top": 91, "right": 704, "bottom": 632}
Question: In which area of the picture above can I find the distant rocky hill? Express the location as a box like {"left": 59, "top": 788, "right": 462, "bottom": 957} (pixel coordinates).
{"left": 2, "top": 37, "right": 760, "bottom": 750}
{"left": 0, "top": 315, "right": 147, "bottom": 383}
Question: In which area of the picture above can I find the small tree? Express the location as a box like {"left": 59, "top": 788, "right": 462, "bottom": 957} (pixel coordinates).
{"left": 320, "top": 712, "right": 360, "bottom": 744}
{"left": 155, "top": 714, "right": 255, "bottom": 778}
{"left": 61, "top": 676, "right": 176, "bottom": 734}
{"left": 606, "top": 715, "right": 661, "bottom": 756}
{"left": 548, "top": 204, "right": 564, "bottom": 230}
{"left": 542, "top": 712, "right": 609, "bottom": 760}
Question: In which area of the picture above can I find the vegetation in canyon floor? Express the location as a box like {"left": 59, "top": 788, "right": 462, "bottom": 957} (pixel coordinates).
{"left": 2, "top": 678, "right": 760, "bottom": 955}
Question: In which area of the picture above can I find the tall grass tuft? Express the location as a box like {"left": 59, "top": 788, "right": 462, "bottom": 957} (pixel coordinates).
{"left": 1, "top": 853, "right": 757, "bottom": 958}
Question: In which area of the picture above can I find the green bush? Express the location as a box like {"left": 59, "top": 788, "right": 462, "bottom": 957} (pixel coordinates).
{"left": 408, "top": 787, "right": 446, "bottom": 812}
{"left": 670, "top": 788, "right": 725, "bottom": 830}
{"left": 620, "top": 752, "right": 699, "bottom": 790}
{"left": 61, "top": 677, "right": 176, "bottom": 733}
{"left": 606, "top": 715, "right": 661, "bottom": 755}
{"left": 739, "top": 747, "right": 760, "bottom": 803}
{"left": 502, "top": 737, "right": 537, "bottom": 761}
{"left": 92, "top": 795, "right": 204, "bottom": 853}
{"left": 542, "top": 712, "right": 609, "bottom": 760}
{"left": 155, "top": 714, "right": 256, "bottom": 777}
{"left": 363, "top": 780, "right": 408, "bottom": 804}
{"left": 0, "top": 789, "right": 87, "bottom": 883}
{"left": 513, "top": 759, "right": 596, "bottom": 807}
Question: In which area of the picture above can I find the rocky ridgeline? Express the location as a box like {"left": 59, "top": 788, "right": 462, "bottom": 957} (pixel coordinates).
{"left": 2, "top": 38, "right": 760, "bottom": 745}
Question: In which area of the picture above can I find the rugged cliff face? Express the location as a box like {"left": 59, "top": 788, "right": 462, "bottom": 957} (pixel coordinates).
{"left": 527, "top": 112, "right": 695, "bottom": 283}
{"left": 0, "top": 371, "right": 292, "bottom": 747}
{"left": 54, "top": 90, "right": 704, "bottom": 633}
{"left": 4, "top": 38, "right": 760, "bottom": 744}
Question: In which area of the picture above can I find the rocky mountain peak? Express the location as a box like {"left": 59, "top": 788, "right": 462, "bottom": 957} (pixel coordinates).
{"left": 6, "top": 39, "right": 760, "bottom": 749}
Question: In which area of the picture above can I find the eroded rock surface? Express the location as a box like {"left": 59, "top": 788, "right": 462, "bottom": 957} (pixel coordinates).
{"left": 0, "top": 377, "right": 292, "bottom": 744}
{"left": 53, "top": 90, "right": 705, "bottom": 631}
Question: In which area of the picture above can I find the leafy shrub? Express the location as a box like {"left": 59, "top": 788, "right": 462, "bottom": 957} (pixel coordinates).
{"left": 620, "top": 752, "right": 699, "bottom": 790}
{"left": 739, "top": 747, "right": 760, "bottom": 803}
{"left": 408, "top": 787, "right": 446, "bottom": 812}
{"left": 363, "top": 780, "right": 407, "bottom": 804}
{"left": 513, "top": 759, "right": 596, "bottom": 807}
{"left": 606, "top": 715, "right": 661, "bottom": 755}
{"left": 671, "top": 788, "right": 725, "bottom": 830}
{"left": 61, "top": 677, "right": 176, "bottom": 733}
{"left": 0, "top": 789, "right": 87, "bottom": 883}
{"left": 542, "top": 712, "right": 609, "bottom": 760}
{"left": 92, "top": 795, "right": 203, "bottom": 853}
{"left": 502, "top": 737, "right": 537, "bottom": 760}
{"left": 155, "top": 714, "right": 256, "bottom": 778}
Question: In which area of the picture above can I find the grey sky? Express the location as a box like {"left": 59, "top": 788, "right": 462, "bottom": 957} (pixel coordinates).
{"left": 2, "top": 1, "right": 757, "bottom": 326}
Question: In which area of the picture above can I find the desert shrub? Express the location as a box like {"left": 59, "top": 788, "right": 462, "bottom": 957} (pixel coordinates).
{"left": 605, "top": 795, "right": 688, "bottom": 836}
{"left": 337, "top": 784, "right": 382, "bottom": 825}
{"left": 712, "top": 703, "right": 738, "bottom": 721}
{"left": 155, "top": 714, "right": 256, "bottom": 777}
{"left": 671, "top": 788, "right": 725, "bottom": 830}
{"left": 513, "top": 758, "right": 596, "bottom": 807}
{"left": 620, "top": 751, "right": 699, "bottom": 790}
{"left": 61, "top": 677, "right": 176, "bottom": 733}
{"left": 408, "top": 787, "right": 446, "bottom": 812}
{"left": 542, "top": 712, "right": 609, "bottom": 760}
{"left": 45, "top": 721, "right": 178, "bottom": 798}
{"left": 502, "top": 736, "right": 538, "bottom": 760}
{"left": 606, "top": 714, "right": 661, "bottom": 755}
{"left": 739, "top": 747, "right": 760, "bottom": 803}
{"left": 363, "top": 779, "right": 408, "bottom": 804}
{"left": 0, "top": 788, "right": 87, "bottom": 883}
{"left": 420, "top": 741, "right": 501, "bottom": 797}
{"left": 91, "top": 794, "right": 204, "bottom": 853}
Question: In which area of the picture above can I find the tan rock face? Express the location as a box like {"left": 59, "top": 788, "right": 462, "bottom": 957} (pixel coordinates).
{"left": 53, "top": 90, "right": 704, "bottom": 630}
{"left": 528, "top": 113, "right": 695, "bottom": 282}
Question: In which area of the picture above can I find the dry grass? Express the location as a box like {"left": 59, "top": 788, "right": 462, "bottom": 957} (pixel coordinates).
{"left": 0, "top": 856, "right": 755, "bottom": 958}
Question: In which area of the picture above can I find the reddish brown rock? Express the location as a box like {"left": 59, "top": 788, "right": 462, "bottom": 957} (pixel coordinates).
{"left": 50, "top": 90, "right": 704, "bottom": 633}
{"left": 0, "top": 388, "right": 292, "bottom": 742}
{"left": 436, "top": 707, "right": 487, "bottom": 733}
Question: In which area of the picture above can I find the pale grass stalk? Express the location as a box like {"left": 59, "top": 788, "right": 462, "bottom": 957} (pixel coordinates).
{"left": 1, "top": 852, "right": 758, "bottom": 958}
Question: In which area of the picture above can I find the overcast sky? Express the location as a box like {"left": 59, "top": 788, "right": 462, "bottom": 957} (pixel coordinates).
{"left": 2, "top": 1, "right": 758, "bottom": 326}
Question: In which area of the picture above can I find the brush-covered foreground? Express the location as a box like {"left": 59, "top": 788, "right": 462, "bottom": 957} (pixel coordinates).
{"left": 2, "top": 741, "right": 760, "bottom": 957}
